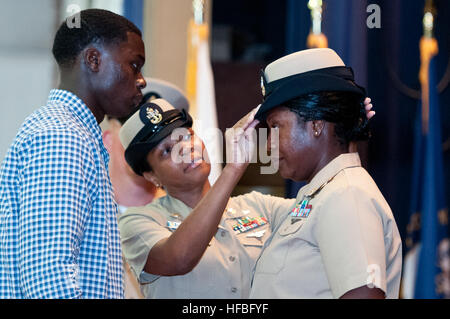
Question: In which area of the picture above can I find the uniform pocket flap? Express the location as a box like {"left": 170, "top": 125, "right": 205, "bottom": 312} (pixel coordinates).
{"left": 278, "top": 219, "right": 305, "bottom": 236}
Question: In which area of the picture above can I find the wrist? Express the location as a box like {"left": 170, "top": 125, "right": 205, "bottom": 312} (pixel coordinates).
{"left": 222, "top": 163, "right": 248, "bottom": 180}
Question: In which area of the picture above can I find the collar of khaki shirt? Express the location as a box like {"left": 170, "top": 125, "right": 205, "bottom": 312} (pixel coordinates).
{"left": 298, "top": 152, "right": 362, "bottom": 201}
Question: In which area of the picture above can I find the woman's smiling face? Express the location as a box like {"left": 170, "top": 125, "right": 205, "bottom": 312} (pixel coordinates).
{"left": 143, "top": 128, "right": 211, "bottom": 190}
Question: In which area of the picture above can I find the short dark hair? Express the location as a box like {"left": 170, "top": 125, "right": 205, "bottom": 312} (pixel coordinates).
{"left": 52, "top": 9, "right": 142, "bottom": 68}
{"left": 285, "top": 91, "right": 371, "bottom": 146}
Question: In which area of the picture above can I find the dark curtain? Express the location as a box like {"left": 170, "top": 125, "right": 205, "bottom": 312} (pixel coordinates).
{"left": 284, "top": 0, "right": 450, "bottom": 252}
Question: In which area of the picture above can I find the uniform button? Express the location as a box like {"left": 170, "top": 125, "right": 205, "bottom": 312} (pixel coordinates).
{"left": 231, "top": 287, "right": 237, "bottom": 293}
{"left": 229, "top": 256, "right": 236, "bottom": 262}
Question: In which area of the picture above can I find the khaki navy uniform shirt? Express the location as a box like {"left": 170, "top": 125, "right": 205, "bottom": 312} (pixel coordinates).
{"left": 250, "top": 153, "right": 402, "bottom": 299}
{"left": 117, "top": 205, "right": 145, "bottom": 299}
{"left": 118, "top": 191, "right": 294, "bottom": 299}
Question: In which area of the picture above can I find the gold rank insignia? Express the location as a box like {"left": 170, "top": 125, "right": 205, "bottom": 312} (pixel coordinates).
{"left": 146, "top": 106, "right": 162, "bottom": 124}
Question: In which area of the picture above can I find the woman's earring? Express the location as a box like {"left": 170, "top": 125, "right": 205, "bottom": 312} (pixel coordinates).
{"left": 153, "top": 181, "right": 161, "bottom": 188}
{"left": 314, "top": 131, "right": 320, "bottom": 136}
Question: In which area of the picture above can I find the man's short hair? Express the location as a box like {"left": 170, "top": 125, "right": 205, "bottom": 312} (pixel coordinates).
{"left": 52, "top": 8, "right": 142, "bottom": 68}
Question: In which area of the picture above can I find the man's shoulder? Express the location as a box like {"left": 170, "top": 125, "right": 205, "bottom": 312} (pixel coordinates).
{"left": 15, "top": 105, "right": 94, "bottom": 148}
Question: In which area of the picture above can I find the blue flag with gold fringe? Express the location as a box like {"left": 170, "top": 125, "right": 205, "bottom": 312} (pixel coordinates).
{"left": 403, "top": 55, "right": 450, "bottom": 299}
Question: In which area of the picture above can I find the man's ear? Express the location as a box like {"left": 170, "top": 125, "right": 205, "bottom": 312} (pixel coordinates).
{"left": 83, "top": 47, "right": 101, "bottom": 72}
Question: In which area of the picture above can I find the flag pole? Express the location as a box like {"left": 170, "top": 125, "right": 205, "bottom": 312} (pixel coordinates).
{"left": 185, "top": 0, "right": 223, "bottom": 184}
{"left": 419, "top": 1, "right": 438, "bottom": 134}
{"left": 193, "top": 0, "right": 204, "bottom": 25}
{"left": 185, "top": 0, "right": 206, "bottom": 116}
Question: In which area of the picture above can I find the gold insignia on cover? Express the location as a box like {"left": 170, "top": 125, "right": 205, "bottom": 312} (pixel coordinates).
{"left": 146, "top": 107, "right": 162, "bottom": 124}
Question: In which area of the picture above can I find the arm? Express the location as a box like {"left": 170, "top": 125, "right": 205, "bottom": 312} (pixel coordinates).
{"left": 146, "top": 165, "right": 248, "bottom": 275}
{"left": 145, "top": 107, "right": 260, "bottom": 276}
{"left": 19, "top": 131, "right": 92, "bottom": 298}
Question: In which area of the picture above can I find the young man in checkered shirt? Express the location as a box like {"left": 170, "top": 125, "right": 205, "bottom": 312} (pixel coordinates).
{"left": 0, "top": 9, "right": 146, "bottom": 299}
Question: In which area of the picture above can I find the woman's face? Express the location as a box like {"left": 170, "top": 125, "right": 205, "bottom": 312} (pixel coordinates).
{"left": 266, "top": 106, "right": 320, "bottom": 182}
{"left": 144, "top": 128, "right": 211, "bottom": 190}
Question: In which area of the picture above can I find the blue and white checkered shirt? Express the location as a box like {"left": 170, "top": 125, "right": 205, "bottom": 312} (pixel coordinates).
{"left": 0, "top": 89, "right": 124, "bottom": 298}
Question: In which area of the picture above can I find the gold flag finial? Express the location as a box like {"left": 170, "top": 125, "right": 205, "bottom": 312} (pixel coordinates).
{"left": 307, "top": 0, "right": 328, "bottom": 48}
{"left": 193, "top": 0, "right": 204, "bottom": 25}
{"left": 423, "top": 11, "right": 434, "bottom": 39}
{"left": 308, "top": 0, "right": 323, "bottom": 35}
{"left": 423, "top": 0, "right": 436, "bottom": 38}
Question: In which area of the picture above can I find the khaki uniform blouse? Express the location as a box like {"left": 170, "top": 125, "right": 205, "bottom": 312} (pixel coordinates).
{"left": 118, "top": 191, "right": 294, "bottom": 298}
{"left": 250, "top": 153, "right": 403, "bottom": 299}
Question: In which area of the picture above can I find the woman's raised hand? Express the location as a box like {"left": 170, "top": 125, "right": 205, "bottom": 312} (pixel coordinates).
{"left": 225, "top": 105, "right": 261, "bottom": 169}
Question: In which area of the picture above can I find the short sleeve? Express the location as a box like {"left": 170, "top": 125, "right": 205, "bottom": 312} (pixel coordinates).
{"left": 118, "top": 208, "right": 172, "bottom": 284}
{"left": 314, "top": 185, "right": 387, "bottom": 298}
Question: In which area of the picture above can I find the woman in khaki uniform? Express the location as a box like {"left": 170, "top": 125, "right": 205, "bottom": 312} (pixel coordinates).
{"left": 117, "top": 98, "right": 294, "bottom": 298}
{"left": 250, "top": 48, "right": 402, "bottom": 299}
{"left": 117, "top": 63, "right": 375, "bottom": 299}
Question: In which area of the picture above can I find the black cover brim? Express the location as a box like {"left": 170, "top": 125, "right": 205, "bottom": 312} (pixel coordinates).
{"left": 255, "top": 74, "right": 366, "bottom": 121}
{"left": 124, "top": 119, "right": 192, "bottom": 175}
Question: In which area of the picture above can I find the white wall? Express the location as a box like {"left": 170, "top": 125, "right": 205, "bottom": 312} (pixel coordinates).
{"left": 0, "top": 0, "right": 124, "bottom": 161}
{"left": 0, "top": 0, "right": 58, "bottom": 161}
{"left": 142, "top": 0, "right": 212, "bottom": 91}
